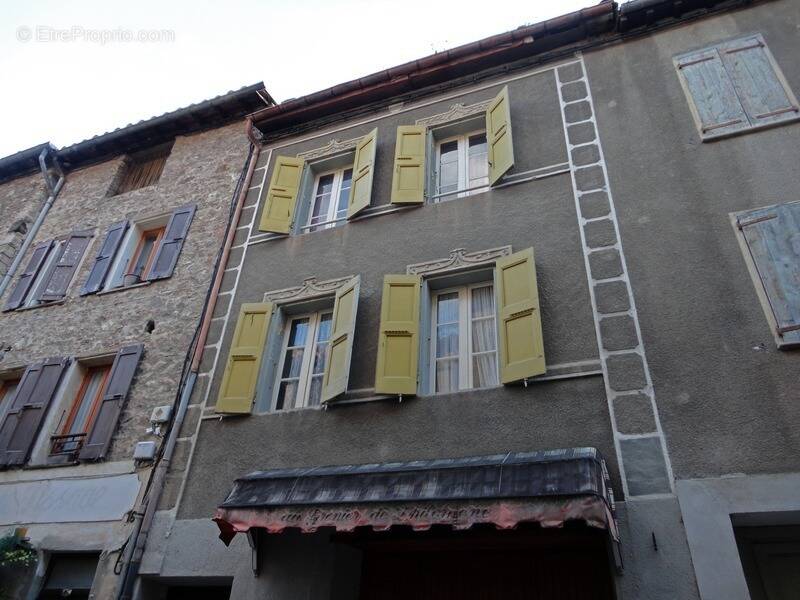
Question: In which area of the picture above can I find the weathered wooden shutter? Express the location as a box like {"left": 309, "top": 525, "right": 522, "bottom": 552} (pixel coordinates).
{"left": 719, "top": 36, "right": 799, "bottom": 128}
{"left": 348, "top": 129, "right": 378, "bottom": 218}
{"left": 148, "top": 204, "right": 196, "bottom": 280}
{"left": 738, "top": 202, "right": 800, "bottom": 347}
{"left": 676, "top": 49, "right": 749, "bottom": 137}
{"left": 39, "top": 231, "right": 93, "bottom": 302}
{"left": 374, "top": 274, "right": 421, "bottom": 395}
{"left": 322, "top": 277, "right": 361, "bottom": 403}
{"left": 79, "top": 344, "right": 143, "bottom": 461}
{"left": 495, "top": 248, "right": 545, "bottom": 383}
{"left": 216, "top": 303, "right": 273, "bottom": 414}
{"left": 486, "top": 86, "right": 515, "bottom": 185}
{"left": 3, "top": 240, "right": 53, "bottom": 311}
{"left": 390, "top": 126, "right": 426, "bottom": 204}
{"left": 81, "top": 220, "right": 129, "bottom": 295}
{"left": 258, "top": 156, "right": 305, "bottom": 233}
{"left": 0, "top": 357, "right": 69, "bottom": 467}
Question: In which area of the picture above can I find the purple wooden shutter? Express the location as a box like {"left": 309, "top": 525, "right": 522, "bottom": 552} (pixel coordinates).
{"left": 147, "top": 204, "right": 196, "bottom": 281}
{"left": 80, "top": 221, "right": 129, "bottom": 295}
{"left": 39, "top": 231, "right": 93, "bottom": 302}
{"left": 79, "top": 343, "right": 143, "bottom": 461}
{"left": 0, "top": 357, "right": 69, "bottom": 467}
{"left": 3, "top": 240, "right": 54, "bottom": 311}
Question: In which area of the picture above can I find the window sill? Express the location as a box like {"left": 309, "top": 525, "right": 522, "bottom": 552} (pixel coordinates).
{"left": 701, "top": 115, "right": 800, "bottom": 142}
{"left": 97, "top": 281, "right": 152, "bottom": 296}
{"left": 12, "top": 299, "right": 66, "bottom": 313}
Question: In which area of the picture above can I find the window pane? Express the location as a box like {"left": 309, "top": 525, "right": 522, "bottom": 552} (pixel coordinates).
{"left": 436, "top": 292, "right": 459, "bottom": 324}
{"left": 69, "top": 368, "right": 107, "bottom": 435}
{"left": 436, "top": 358, "right": 459, "bottom": 393}
{"left": 281, "top": 349, "right": 305, "bottom": 378}
{"left": 472, "top": 320, "right": 497, "bottom": 353}
{"left": 130, "top": 235, "right": 156, "bottom": 278}
{"left": 310, "top": 174, "right": 334, "bottom": 226}
{"left": 288, "top": 318, "right": 309, "bottom": 347}
{"left": 471, "top": 285, "right": 494, "bottom": 318}
{"left": 317, "top": 313, "right": 333, "bottom": 342}
{"left": 276, "top": 380, "right": 299, "bottom": 411}
{"left": 473, "top": 353, "right": 498, "bottom": 388}
{"left": 436, "top": 323, "right": 459, "bottom": 358}
{"left": 335, "top": 169, "right": 353, "bottom": 218}
{"left": 468, "top": 133, "right": 489, "bottom": 186}
{"left": 308, "top": 375, "right": 323, "bottom": 407}
{"left": 438, "top": 141, "right": 459, "bottom": 194}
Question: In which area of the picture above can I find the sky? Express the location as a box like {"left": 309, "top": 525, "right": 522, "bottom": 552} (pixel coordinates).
{"left": 0, "top": 0, "right": 595, "bottom": 158}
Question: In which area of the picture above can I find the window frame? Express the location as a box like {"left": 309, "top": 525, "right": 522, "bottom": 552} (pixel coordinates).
{"left": 675, "top": 33, "right": 800, "bottom": 141}
{"left": 50, "top": 364, "right": 111, "bottom": 457}
{"left": 272, "top": 309, "right": 334, "bottom": 411}
{"left": 301, "top": 165, "right": 354, "bottom": 233}
{"left": 428, "top": 281, "right": 499, "bottom": 394}
{"left": 127, "top": 226, "right": 166, "bottom": 282}
{"left": 433, "top": 129, "right": 490, "bottom": 202}
{"left": 104, "top": 213, "right": 170, "bottom": 290}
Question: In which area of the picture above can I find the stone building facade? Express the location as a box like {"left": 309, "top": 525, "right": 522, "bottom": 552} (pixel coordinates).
{"left": 0, "top": 85, "right": 269, "bottom": 599}
{"left": 137, "top": 1, "right": 800, "bottom": 599}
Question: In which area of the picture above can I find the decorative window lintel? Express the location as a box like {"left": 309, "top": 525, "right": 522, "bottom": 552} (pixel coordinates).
{"left": 263, "top": 275, "right": 356, "bottom": 304}
{"left": 406, "top": 246, "right": 512, "bottom": 276}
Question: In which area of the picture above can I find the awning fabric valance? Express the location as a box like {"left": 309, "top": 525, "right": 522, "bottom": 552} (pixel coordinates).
{"left": 214, "top": 447, "right": 617, "bottom": 545}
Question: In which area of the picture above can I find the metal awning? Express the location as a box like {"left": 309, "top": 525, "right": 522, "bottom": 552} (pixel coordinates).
{"left": 214, "top": 447, "right": 618, "bottom": 545}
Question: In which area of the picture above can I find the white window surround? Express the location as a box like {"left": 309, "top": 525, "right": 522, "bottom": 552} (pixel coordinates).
{"left": 434, "top": 130, "right": 490, "bottom": 201}
{"left": 273, "top": 309, "right": 333, "bottom": 411}
{"left": 303, "top": 166, "right": 354, "bottom": 232}
{"left": 106, "top": 213, "right": 170, "bottom": 290}
{"left": 430, "top": 282, "right": 499, "bottom": 394}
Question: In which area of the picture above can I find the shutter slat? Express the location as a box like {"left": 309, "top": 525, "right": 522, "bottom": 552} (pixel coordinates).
{"left": 741, "top": 202, "right": 800, "bottom": 346}
{"left": 216, "top": 303, "right": 273, "bottom": 413}
{"left": 348, "top": 129, "right": 378, "bottom": 218}
{"left": 677, "top": 49, "right": 749, "bottom": 137}
{"left": 720, "top": 36, "right": 798, "bottom": 127}
{"left": 81, "top": 220, "right": 129, "bottom": 295}
{"left": 78, "top": 344, "right": 143, "bottom": 461}
{"left": 321, "top": 277, "right": 361, "bottom": 403}
{"left": 3, "top": 240, "right": 53, "bottom": 311}
{"left": 39, "top": 231, "right": 93, "bottom": 302}
{"left": 0, "top": 358, "right": 69, "bottom": 466}
{"left": 374, "top": 274, "right": 421, "bottom": 395}
{"left": 390, "top": 126, "right": 426, "bottom": 204}
{"left": 147, "top": 204, "right": 196, "bottom": 280}
{"left": 259, "top": 157, "right": 305, "bottom": 233}
{"left": 496, "top": 248, "right": 545, "bottom": 383}
{"left": 487, "top": 86, "right": 515, "bottom": 185}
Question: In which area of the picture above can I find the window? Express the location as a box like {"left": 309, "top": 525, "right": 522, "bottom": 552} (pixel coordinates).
{"left": 306, "top": 167, "right": 353, "bottom": 232}
{"left": 431, "top": 283, "right": 499, "bottom": 393}
{"left": 2, "top": 231, "right": 92, "bottom": 312}
{"left": 111, "top": 142, "right": 172, "bottom": 196}
{"left": 675, "top": 34, "right": 799, "bottom": 140}
{"left": 127, "top": 226, "right": 166, "bottom": 282}
{"left": 50, "top": 365, "right": 111, "bottom": 456}
{"left": 40, "top": 552, "right": 100, "bottom": 600}
{"left": 0, "top": 377, "right": 20, "bottom": 428}
{"left": 736, "top": 201, "right": 800, "bottom": 348}
{"left": 435, "top": 131, "right": 489, "bottom": 200}
{"left": 274, "top": 310, "right": 333, "bottom": 410}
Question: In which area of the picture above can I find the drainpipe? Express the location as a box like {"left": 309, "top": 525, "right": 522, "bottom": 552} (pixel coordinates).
{"left": 117, "top": 133, "right": 260, "bottom": 600}
{"left": 0, "top": 147, "right": 65, "bottom": 298}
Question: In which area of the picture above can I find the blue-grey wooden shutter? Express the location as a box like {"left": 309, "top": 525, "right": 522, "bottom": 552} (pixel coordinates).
{"left": 676, "top": 48, "right": 748, "bottom": 138}
{"left": 3, "top": 240, "right": 54, "bottom": 311}
{"left": 81, "top": 220, "right": 129, "bottom": 295}
{"left": 147, "top": 204, "right": 196, "bottom": 281}
{"left": 79, "top": 343, "right": 143, "bottom": 461}
{"left": 0, "top": 357, "right": 69, "bottom": 467}
{"left": 738, "top": 202, "right": 800, "bottom": 347}
{"left": 720, "top": 36, "right": 799, "bottom": 128}
{"left": 39, "top": 231, "right": 93, "bottom": 302}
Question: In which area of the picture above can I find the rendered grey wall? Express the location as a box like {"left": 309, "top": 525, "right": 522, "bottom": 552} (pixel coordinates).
{"left": 584, "top": 0, "right": 800, "bottom": 480}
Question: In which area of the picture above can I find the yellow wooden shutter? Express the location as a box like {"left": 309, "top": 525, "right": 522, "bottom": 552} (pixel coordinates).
{"left": 347, "top": 129, "right": 378, "bottom": 219}
{"left": 374, "top": 274, "right": 421, "bottom": 395}
{"left": 258, "top": 156, "right": 304, "bottom": 233}
{"left": 390, "top": 126, "right": 426, "bottom": 204}
{"left": 495, "top": 248, "right": 545, "bottom": 383}
{"left": 321, "top": 277, "right": 361, "bottom": 402}
{"left": 215, "top": 302, "right": 273, "bottom": 414}
{"left": 486, "top": 86, "right": 514, "bottom": 186}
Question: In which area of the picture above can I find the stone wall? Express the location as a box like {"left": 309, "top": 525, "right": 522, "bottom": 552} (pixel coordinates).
{"left": 0, "top": 173, "right": 48, "bottom": 280}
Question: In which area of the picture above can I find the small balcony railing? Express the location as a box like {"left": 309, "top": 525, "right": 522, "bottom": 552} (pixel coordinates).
{"left": 49, "top": 432, "right": 87, "bottom": 457}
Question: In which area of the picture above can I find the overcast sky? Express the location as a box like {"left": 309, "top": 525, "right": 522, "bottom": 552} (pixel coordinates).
{"left": 0, "top": 0, "right": 595, "bottom": 158}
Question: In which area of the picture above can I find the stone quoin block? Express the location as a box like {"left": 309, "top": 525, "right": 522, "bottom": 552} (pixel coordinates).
{"left": 589, "top": 248, "right": 623, "bottom": 280}
{"left": 579, "top": 190, "right": 611, "bottom": 219}
{"left": 619, "top": 436, "right": 671, "bottom": 495}
{"left": 584, "top": 219, "right": 617, "bottom": 249}
{"left": 238, "top": 206, "right": 256, "bottom": 228}
{"left": 594, "top": 280, "right": 630, "bottom": 313}
{"left": 614, "top": 393, "right": 658, "bottom": 434}
{"left": 198, "top": 345, "right": 218, "bottom": 375}
{"left": 561, "top": 80, "right": 588, "bottom": 103}
{"left": 244, "top": 186, "right": 261, "bottom": 207}
{"left": 571, "top": 144, "right": 601, "bottom": 167}
{"left": 575, "top": 166, "right": 605, "bottom": 192}
{"left": 567, "top": 122, "right": 597, "bottom": 146}
{"left": 606, "top": 352, "right": 647, "bottom": 391}
{"left": 565, "top": 101, "right": 592, "bottom": 123}
{"left": 600, "top": 315, "right": 639, "bottom": 351}
{"left": 558, "top": 62, "right": 584, "bottom": 83}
